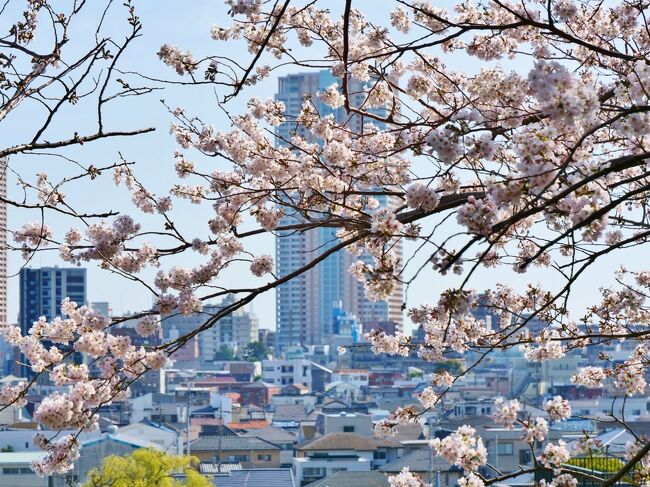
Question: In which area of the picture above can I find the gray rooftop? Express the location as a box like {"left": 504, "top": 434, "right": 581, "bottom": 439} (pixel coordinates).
{"left": 379, "top": 448, "right": 455, "bottom": 473}
{"left": 242, "top": 426, "right": 296, "bottom": 444}
{"left": 191, "top": 436, "right": 280, "bottom": 451}
{"left": 213, "top": 468, "right": 295, "bottom": 487}
{"left": 305, "top": 471, "right": 390, "bottom": 487}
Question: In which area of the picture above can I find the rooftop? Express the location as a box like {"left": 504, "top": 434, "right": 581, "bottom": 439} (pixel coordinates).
{"left": 213, "top": 468, "right": 296, "bottom": 487}
{"left": 299, "top": 433, "right": 378, "bottom": 452}
{"left": 379, "top": 448, "right": 456, "bottom": 473}
{"left": 190, "top": 436, "right": 281, "bottom": 451}
{"left": 242, "top": 426, "right": 296, "bottom": 443}
{"left": 305, "top": 471, "right": 390, "bottom": 487}
{"left": 0, "top": 452, "right": 45, "bottom": 465}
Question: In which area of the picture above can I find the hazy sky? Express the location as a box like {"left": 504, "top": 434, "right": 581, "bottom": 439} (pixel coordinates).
{"left": 2, "top": 1, "right": 635, "bottom": 334}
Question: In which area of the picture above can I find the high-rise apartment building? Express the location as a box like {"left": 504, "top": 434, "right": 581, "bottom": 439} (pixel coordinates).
{"left": 162, "top": 295, "right": 259, "bottom": 364}
{"left": 201, "top": 295, "right": 259, "bottom": 360}
{"left": 19, "top": 267, "right": 87, "bottom": 334}
{"left": 275, "top": 71, "right": 403, "bottom": 351}
{"left": 18, "top": 267, "right": 86, "bottom": 375}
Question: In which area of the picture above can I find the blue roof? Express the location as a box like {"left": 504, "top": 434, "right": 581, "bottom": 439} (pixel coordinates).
{"left": 551, "top": 419, "right": 595, "bottom": 432}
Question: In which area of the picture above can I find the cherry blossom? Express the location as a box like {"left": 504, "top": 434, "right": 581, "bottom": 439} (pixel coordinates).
{"left": 492, "top": 398, "right": 520, "bottom": 429}
{"left": 545, "top": 396, "right": 572, "bottom": 421}
{"left": 430, "top": 425, "right": 488, "bottom": 472}
{"left": 250, "top": 255, "right": 274, "bottom": 277}
{"left": 8, "top": 0, "right": 650, "bottom": 479}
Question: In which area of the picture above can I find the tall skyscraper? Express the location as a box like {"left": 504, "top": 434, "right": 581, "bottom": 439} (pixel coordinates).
{"left": 0, "top": 158, "right": 7, "bottom": 328}
{"left": 275, "top": 71, "right": 403, "bottom": 351}
{"left": 19, "top": 267, "right": 87, "bottom": 334}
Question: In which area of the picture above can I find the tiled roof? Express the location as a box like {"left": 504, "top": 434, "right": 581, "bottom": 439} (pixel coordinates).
{"left": 227, "top": 420, "right": 269, "bottom": 429}
{"left": 190, "top": 436, "right": 280, "bottom": 451}
{"left": 375, "top": 422, "right": 424, "bottom": 441}
{"left": 299, "top": 433, "right": 378, "bottom": 451}
{"left": 214, "top": 468, "right": 295, "bottom": 487}
{"left": 379, "top": 448, "right": 456, "bottom": 473}
{"left": 242, "top": 426, "right": 296, "bottom": 443}
{"left": 305, "top": 471, "right": 390, "bottom": 487}
{"left": 272, "top": 404, "right": 314, "bottom": 421}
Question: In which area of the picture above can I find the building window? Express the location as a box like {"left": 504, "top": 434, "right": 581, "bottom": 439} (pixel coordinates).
{"left": 3, "top": 468, "right": 33, "bottom": 474}
{"left": 303, "top": 467, "right": 325, "bottom": 478}
{"left": 257, "top": 454, "right": 272, "bottom": 461}
{"left": 373, "top": 451, "right": 386, "bottom": 460}
{"left": 497, "top": 442, "right": 514, "bottom": 455}
{"left": 226, "top": 455, "right": 249, "bottom": 462}
{"left": 343, "top": 426, "right": 355, "bottom": 433}
{"left": 519, "top": 449, "right": 532, "bottom": 465}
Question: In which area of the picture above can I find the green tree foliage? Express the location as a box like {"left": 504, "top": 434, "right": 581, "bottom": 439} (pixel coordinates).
{"left": 83, "top": 448, "right": 212, "bottom": 487}
{"left": 432, "top": 360, "right": 463, "bottom": 375}
{"left": 213, "top": 344, "right": 236, "bottom": 361}
{"left": 243, "top": 341, "right": 268, "bottom": 362}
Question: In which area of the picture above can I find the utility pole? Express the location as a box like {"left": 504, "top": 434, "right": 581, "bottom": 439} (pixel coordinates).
{"left": 218, "top": 395, "right": 223, "bottom": 473}
{"left": 186, "top": 381, "right": 192, "bottom": 456}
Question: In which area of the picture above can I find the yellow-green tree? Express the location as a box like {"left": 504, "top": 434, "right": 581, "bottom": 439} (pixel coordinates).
{"left": 83, "top": 448, "right": 212, "bottom": 487}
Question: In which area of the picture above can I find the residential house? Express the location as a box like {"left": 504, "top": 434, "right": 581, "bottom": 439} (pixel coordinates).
{"left": 189, "top": 436, "right": 281, "bottom": 469}
{"left": 262, "top": 359, "right": 312, "bottom": 389}
{"left": 117, "top": 422, "right": 181, "bottom": 454}
{"left": 379, "top": 448, "right": 461, "bottom": 487}
{"left": 271, "top": 384, "right": 318, "bottom": 409}
{"left": 0, "top": 452, "right": 46, "bottom": 487}
{"left": 240, "top": 382, "right": 280, "bottom": 407}
{"left": 242, "top": 426, "right": 296, "bottom": 467}
{"left": 293, "top": 433, "right": 376, "bottom": 485}
{"left": 331, "top": 370, "right": 369, "bottom": 389}
{"left": 315, "top": 411, "right": 372, "bottom": 437}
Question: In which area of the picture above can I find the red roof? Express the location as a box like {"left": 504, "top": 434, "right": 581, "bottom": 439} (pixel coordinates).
{"left": 228, "top": 420, "right": 269, "bottom": 429}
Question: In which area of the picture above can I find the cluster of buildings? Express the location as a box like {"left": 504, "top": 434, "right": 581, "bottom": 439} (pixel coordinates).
{"left": 0, "top": 331, "right": 647, "bottom": 487}
{"left": 0, "top": 74, "right": 647, "bottom": 487}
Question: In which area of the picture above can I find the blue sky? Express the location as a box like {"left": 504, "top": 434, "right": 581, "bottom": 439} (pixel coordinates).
{"left": 2, "top": 1, "right": 633, "bottom": 333}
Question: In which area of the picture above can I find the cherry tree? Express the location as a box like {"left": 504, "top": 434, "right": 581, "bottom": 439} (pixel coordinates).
{"left": 3, "top": 0, "right": 650, "bottom": 484}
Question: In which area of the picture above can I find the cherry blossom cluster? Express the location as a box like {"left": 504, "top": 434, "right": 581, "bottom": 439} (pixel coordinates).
{"left": 13, "top": 0, "right": 650, "bottom": 480}
{"left": 545, "top": 396, "right": 572, "bottom": 421}
{"left": 430, "top": 425, "right": 488, "bottom": 473}
{"left": 388, "top": 467, "right": 428, "bottom": 487}
{"left": 491, "top": 397, "right": 520, "bottom": 429}
{"left": 250, "top": 255, "right": 274, "bottom": 277}
{"left": 539, "top": 441, "right": 571, "bottom": 472}
{"left": 157, "top": 45, "right": 197, "bottom": 75}
{"left": 405, "top": 183, "right": 440, "bottom": 212}
{"left": 0, "top": 298, "right": 166, "bottom": 475}
{"left": 523, "top": 417, "right": 549, "bottom": 443}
